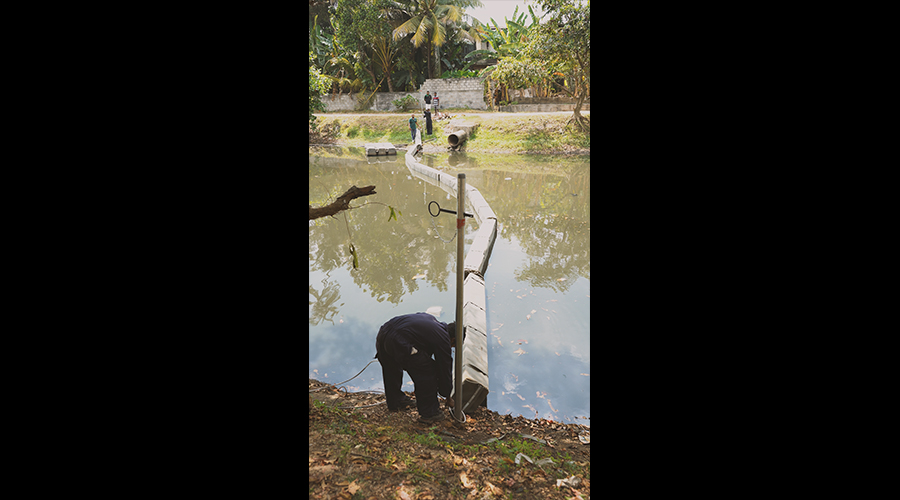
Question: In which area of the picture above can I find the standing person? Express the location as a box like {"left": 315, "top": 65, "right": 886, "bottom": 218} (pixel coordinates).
{"left": 375, "top": 312, "right": 462, "bottom": 423}
{"left": 432, "top": 92, "right": 441, "bottom": 119}
{"left": 408, "top": 113, "right": 418, "bottom": 143}
{"left": 424, "top": 91, "right": 432, "bottom": 108}
{"left": 424, "top": 107, "right": 433, "bottom": 136}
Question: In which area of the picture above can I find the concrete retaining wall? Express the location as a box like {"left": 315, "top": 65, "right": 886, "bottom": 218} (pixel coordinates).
{"left": 322, "top": 92, "right": 421, "bottom": 113}
{"left": 322, "top": 77, "right": 488, "bottom": 112}
{"left": 418, "top": 78, "right": 487, "bottom": 110}
{"left": 321, "top": 93, "right": 358, "bottom": 112}
{"left": 404, "top": 145, "right": 496, "bottom": 412}
{"left": 373, "top": 92, "right": 418, "bottom": 112}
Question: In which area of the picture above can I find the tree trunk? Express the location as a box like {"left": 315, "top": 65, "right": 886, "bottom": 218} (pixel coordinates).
{"left": 573, "top": 89, "right": 585, "bottom": 119}
{"left": 309, "top": 185, "right": 377, "bottom": 220}
{"left": 570, "top": 79, "right": 589, "bottom": 131}
{"left": 434, "top": 43, "right": 441, "bottom": 79}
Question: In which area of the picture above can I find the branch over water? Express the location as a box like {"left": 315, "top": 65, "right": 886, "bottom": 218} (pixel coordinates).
{"left": 309, "top": 185, "right": 377, "bottom": 220}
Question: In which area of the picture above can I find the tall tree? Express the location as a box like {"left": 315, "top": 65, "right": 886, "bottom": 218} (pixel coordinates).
{"left": 334, "top": 0, "right": 401, "bottom": 92}
{"left": 525, "top": 0, "right": 590, "bottom": 129}
{"left": 309, "top": 52, "right": 330, "bottom": 131}
{"left": 390, "top": 0, "right": 483, "bottom": 79}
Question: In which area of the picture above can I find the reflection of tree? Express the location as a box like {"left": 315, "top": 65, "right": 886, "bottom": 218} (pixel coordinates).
{"left": 309, "top": 157, "right": 474, "bottom": 305}
{"left": 474, "top": 162, "right": 591, "bottom": 292}
{"left": 309, "top": 276, "right": 342, "bottom": 325}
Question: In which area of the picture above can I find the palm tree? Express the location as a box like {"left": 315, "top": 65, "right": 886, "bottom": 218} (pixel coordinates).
{"left": 390, "top": 0, "right": 483, "bottom": 79}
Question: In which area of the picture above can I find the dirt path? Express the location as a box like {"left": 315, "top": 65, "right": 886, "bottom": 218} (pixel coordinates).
{"left": 315, "top": 111, "right": 590, "bottom": 119}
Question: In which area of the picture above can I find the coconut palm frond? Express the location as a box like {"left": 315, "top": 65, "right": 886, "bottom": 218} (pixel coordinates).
{"left": 392, "top": 15, "right": 421, "bottom": 42}
{"left": 528, "top": 4, "right": 541, "bottom": 24}
{"left": 441, "top": 5, "right": 463, "bottom": 23}
{"left": 431, "top": 17, "right": 447, "bottom": 47}
{"left": 414, "top": 15, "right": 433, "bottom": 47}
{"left": 455, "top": 27, "right": 477, "bottom": 43}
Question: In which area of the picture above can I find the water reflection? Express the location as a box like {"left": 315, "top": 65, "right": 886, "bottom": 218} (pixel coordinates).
{"left": 309, "top": 275, "right": 341, "bottom": 326}
{"left": 309, "top": 153, "right": 590, "bottom": 426}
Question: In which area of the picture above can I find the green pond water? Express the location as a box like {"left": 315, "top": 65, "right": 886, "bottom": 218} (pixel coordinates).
{"left": 309, "top": 148, "right": 590, "bottom": 426}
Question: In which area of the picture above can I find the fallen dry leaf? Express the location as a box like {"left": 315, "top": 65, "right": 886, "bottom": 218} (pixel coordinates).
{"left": 460, "top": 472, "right": 476, "bottom": 489}
{"left": 513, "top": 348, "right": 526, "bottom": 356}
{"left": 347, "top": 480, "right": 360, "bottom": 495}
{"left": 484, "top": 481, "right": 503, "bottom": 496}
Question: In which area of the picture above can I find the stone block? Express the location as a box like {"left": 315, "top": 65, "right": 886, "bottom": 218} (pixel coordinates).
{"left": 463, "top": 304, "right": 487, "bottom": 338}
{"left": 463, "top": 273, "right": 486, "bottom": 311}
{"left": 452, "top": 364, "right": 489, "bottom": 412}
{"left": 465, "top": 189, "right": 495, "bottom": 223}
{"left": 464, "top": 220, "right": 497, "bottom": 277}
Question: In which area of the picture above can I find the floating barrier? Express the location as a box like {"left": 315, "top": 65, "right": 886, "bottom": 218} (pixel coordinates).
{"left": 365, "top": 142, "right": 397, "bottom": 156}
{"left": 405, "top": 145, "right": 496, "bottom": 412}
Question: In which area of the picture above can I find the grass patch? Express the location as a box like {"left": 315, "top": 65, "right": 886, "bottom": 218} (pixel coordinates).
{"left": 311, "top": 113, "right": 590, "bottom": 153}
{"left": 467, "top": 115, "right": 590, "bottom": 154}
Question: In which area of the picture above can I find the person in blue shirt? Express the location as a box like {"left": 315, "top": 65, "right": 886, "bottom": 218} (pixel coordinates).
{"left": 375, "top": 312, "right": 462, "bottom": 423}
{"left": 408, "top": 113, "right": 418, "bottom": 142}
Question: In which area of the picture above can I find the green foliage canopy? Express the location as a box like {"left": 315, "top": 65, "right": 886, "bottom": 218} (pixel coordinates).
{"left": 309, "top": 52, "right": 330, "bottom": 130}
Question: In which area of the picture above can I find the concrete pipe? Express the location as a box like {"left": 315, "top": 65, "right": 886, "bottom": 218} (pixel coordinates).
{"left": 448, "top": 130, "right": 468, "bottom": 147}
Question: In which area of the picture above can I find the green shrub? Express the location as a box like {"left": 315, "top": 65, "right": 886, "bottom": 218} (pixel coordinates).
{"left": 392, "top": 94, "right": 418, "bottom": 111}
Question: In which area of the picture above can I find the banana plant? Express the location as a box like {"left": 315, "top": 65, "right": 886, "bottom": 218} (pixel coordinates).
{"left": 311, "top": 16, "right": 358, "bottom": 95}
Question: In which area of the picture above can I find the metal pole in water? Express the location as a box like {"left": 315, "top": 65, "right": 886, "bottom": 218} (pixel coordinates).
{"left": 454, "top": 173, "right": 465, "bottom": 419}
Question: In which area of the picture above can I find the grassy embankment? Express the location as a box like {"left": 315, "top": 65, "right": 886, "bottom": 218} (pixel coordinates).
{"left": 312, "top": 111, "right": 590, "bottom": 154}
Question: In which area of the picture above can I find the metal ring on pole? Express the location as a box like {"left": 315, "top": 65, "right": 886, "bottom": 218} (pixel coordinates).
{"left": 428, "top": 200, "right": 440, "bottom": 217}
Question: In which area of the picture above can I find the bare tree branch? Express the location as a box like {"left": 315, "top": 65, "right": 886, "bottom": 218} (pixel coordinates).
{"left": 309, "top": 185, "right": 377, "bottom": 220}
